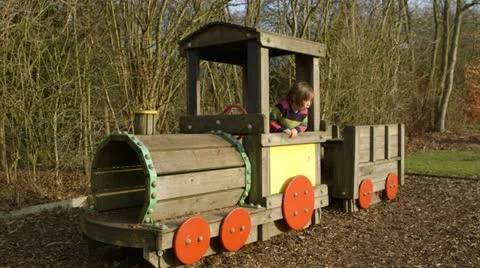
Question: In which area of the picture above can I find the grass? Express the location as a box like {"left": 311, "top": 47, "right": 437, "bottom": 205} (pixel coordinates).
{"left": 406, "top": 150, "right": 480, "bottom": 178}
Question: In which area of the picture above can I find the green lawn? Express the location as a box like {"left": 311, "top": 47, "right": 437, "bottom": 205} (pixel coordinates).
{"left": 406, "top": 150, "right": 480, "bottom": 178}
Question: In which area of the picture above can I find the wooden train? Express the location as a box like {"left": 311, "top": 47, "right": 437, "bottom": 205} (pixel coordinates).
{"left": 80, "top": 22, "right": 405, "bottom": 267}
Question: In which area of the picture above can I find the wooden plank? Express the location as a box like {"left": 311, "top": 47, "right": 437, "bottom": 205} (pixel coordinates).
{"left": 385, "top": 126, "right": 390, "bottom": 159}
{"left": 373, "top": 125, "right": 386, "bottom": 138}
{"left": 370, "top": 126, "right": 375, "bottom": 162}
{"left": 261, "top": 131, "right": 327, "bottom": 147}
{"left": 296, "top": 54, "right": 321, "bottom": 131}
{"left": 186, "top": 49, "right": 200, "bottom": 115}
{"left": 399, "top": 124, "right": 405, "bottom": 185}
{"left": 243, "top": 135, "right": 264, "bottom": 204}
{"left": 259, "top": 32, "right": 326, "bottom": 57}
{"left": 179, "top": 114, "right": 265, "bottom": 134}
{"left": 91, "top": 168, "right": 145, "bottom": 192}
{"left": 374, "top": 147, "right": 386, "bottom": 161}
{"left": 136, "top": 134, "right": 232, "bottom": 151}
{"left": 315, "top": 143, "right": 321, "bottom": 185}
{"left": 359, "top": 126, "right": 370, "bottom": 138}
{"left": 261, "top": 147, "right": 270, "bottom": 197}
{"left": 151, "top": 188, "right": 244, "bottom": 221}
{"left": 93, "top": 188, "right": 144, "bottom": 211}
{"left": 264, "top": 184, "right": 328, "bottom": 209}
{"left": 155, "top": 167, "right": 245, "bottom": 200}
{"left": 245, "top": 39, "right": 260, "bottom": 114}
{"left": 388, "top": 124, "right": 399, "bottom": 135}
{"left": 390, "top": 143, "right": 399, "bottom": 157}
{"left": 149, "top": 147, "right": 244, "bottom": 175}
{"left": 180, "top": 24, "right": 258, "bottom": 51}
{"left": 358, "top": 161, "right": 398, "bottom": 177}
{"left": 260, "top": 46, "right": 270, "bottom": 133}
{"left": 359, "top": 136, "right": 371, "bottom": 147}
{"left": 359, "top": 148, "right": 370, "bottom": 163}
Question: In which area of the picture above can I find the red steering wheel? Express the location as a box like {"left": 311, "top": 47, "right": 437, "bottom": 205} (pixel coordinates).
{"left": 222, "top": 104, "right": 247, "bottom": 140}
{"left": 222, "top": 104, "right": 247, "bottom": 115}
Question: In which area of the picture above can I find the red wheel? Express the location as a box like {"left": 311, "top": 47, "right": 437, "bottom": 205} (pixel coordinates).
{"left": 358, "top": 179, "right": 374, "bottom": 209}
{"left": 220, "top": 208, "right": 251, "bottom": 252}
{"left": 282, "top": 175, "right": 315, "bottom": 230}
{"left": 173, "top": 216, "right": 210, "bottom": 265}
{"left": 385, "top": 172, "right": 399, "bottom": 200}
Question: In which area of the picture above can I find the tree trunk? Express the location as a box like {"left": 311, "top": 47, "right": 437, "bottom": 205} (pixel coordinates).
{"left": 434, "top": 0, "right": 465, "bottom": 132}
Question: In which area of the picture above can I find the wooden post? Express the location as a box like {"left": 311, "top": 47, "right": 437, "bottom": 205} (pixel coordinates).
{"left": 186, "top": 49, "right": 200, "bottom": 115}
{"left": 295, "top": 54, "right": 320, "bottom": 131}
{"left": 244, "top": 40, "right": 269, "bottom": 133}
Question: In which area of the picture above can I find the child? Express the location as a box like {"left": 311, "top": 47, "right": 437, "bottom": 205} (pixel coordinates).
{"left": 270, "top": 81, "right": 314, "bottom": 138}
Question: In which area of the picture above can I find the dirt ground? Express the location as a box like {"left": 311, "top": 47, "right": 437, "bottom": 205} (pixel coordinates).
{"left": 1, "top": 175, "right": 479, "bottom": 267}
{"left": 0, "top": 129, "right": 479, "bottom": 267}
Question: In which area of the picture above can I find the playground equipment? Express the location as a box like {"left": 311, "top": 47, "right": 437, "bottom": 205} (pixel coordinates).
{"left": 80, "top": 22, "right": 404, "bottom": 267}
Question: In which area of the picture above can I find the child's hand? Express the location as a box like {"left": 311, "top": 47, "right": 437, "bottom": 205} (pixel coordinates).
{"left": 283, "top": 129, "right": 292, "bottom": 136}
{"left": 290, "top": 128, "right": 298, "bottom": 139}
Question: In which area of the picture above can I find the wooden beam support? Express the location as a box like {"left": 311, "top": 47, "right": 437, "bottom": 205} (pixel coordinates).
{"left": 186, "top": 49, "right": 200, "bottom": 115}
{"left": 179, "top": 114, "right": 265, "bottom": 134}
{"left": 295, "top": 54, "right": 320, "bottom": 131}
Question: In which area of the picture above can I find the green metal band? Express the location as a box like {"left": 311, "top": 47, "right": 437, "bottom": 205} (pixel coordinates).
{"left": 126, "top": 134, "right": 159, "bottom": 225}
{"left": 92, "top": 133, "right": 158, "bottom": 225}
{"left": 214, "top": 131, "right": 251, "bottom": 206}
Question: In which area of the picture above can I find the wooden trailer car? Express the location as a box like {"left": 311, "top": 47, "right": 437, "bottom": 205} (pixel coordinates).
{"left": 80, "top": 22, "right": 405, "bottom": 267}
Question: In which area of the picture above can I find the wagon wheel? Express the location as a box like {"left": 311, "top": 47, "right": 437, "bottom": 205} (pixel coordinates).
{"left": 222, "top": 104, "right": 247, "bottom": 140}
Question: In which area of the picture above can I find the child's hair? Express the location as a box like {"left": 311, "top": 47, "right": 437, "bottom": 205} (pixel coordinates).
{"left": 286, "top": 81, "right": 314, "bottom": 107}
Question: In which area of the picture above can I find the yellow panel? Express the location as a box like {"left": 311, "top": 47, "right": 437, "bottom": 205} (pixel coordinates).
{"left": 269, "top": 144, "right": 316, "bottom": 195}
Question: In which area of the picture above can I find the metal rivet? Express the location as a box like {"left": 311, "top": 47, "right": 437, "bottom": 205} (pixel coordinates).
{"left": 197, "top": 236, "right": 203, "bottom": 242}
{"left": 267, "top": 138, "right": 271, "bottom": 143}
{"left": 216, "top": 120, "right": 221, "bottom": 125}
{"left": 293, "top": 192, "right": 298, "bottom": 197}
{"left": 122, "top": 131, "right": 128, "bottom": 134}
{"left": 240, "top": 225, "right": 245, "bottom": 231}
{"left": 185, "top": 238, "right": 191, "bottom": 245}
{"left": 149, "top": 208, "right": 154, "bottom": 214}
{"left": 246, "top": 33, "right": 251, "bottom": 38}
{"left": 188, "top": 125, "right": 192, "bottom": 129}
{"left": 230, "top": 227, "right": 235, "bottom": 234}
{"left": 266, "top": 38, "right": 271, "bottom": 43}
{"left": 293, "top": 210, "right": 298, "bottom": 216}
{"left": 131, "top": 136, "right": 136, "bottom": 140}
{"left": 137, "top": 142, "right": 143, "bottom": 146}
{"left": 268, "top": 200, "right": 272, "bottom": 206}
{"left": 268, "top": 213, "right": 273, "bottom": 219}
{"left": 187, "top": 42, "right": 192, "bottom": 47}
{"left": 156, "top": 250, "right": 163, "bottom": 257}
{"left": 304, "top": 208, "right": 309, "bottom": 213}
{"left": 320, "top": 200, "right": 324, "bottom": 205}
{"left": 151, "top": 181, "right": 157, "bottom": 187}
{"left": 145, "top": 154, "right": 150, "bottom": 160}
{"left": 247, "top": 124, "right": 252, "bottom": 130}
{"left": 304, "top": 189, "right": 309, "bottom": 195}
{"left": 145, "top": 217, "right": 151, "bottom": 223}
{"left": 148, "top": 164, "right": 154, "bottom": 170}
{"left": 363, "top": 192, "right": 367, "bottom": 196}
{"left": 151, "top": 193, "right": 157, "bottom": 199}
{"left": 320, "top": 190, "right": 324, "bottom": 195}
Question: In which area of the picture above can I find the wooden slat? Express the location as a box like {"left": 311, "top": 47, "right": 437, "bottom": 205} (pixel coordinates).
{"left": 136, "top": 134, "right": 232, "bottom": 151}
{"left": 260, "top": 46, "right": 270, "bottom": 133}
{"left": 261, "top": 131, "right": 327, "bottom": 147}
{"left": 296, "top": 54, "right": 321, "bottom": 131}
{"left": 155, "top": 167, "right": 245, "bottom": 200}
{"left": 373, "top": 125, "right": 385, "bottom": 138}
{"left": 186, "top": 49, "right": 200, "bottom": 115}
{"left": 390, "top": 144, "right": 399, "bottom": 156}
{"left": 388, "top": 124, "right": 399, "bottom": 135}
{"left": 264, "top": 184, "right": 328, "bottom": 209}
{"left": 150, "top": 147, "right": 244, "bottom": 175}
{"left": 359, "top": 148, "right": 370, "bottom": 163}
{"left": 260, "top": 32, "right": 326, "bottom": 57}
{"left": 399, "top": 124, "right": 405, "bottom": 185}
{"left": 374, "top": 147, "right": 386, "bottom": 160}
{"left": 151, "top": 188, "right": 244, "bottom": 221}
{"left": 359, "top": 136, "right": 371, "bottom": 147}
{"left": 91, "top": 168, "right": 145, "bottom": 192}
{"left": 179, "top": 114, "right": 265, "bottom": 134}
{"left": 358, "top": 161, "right": 398, "bottom": 177}
{"left": 359, "top": 127, "right": 370, "bottom": 138}
{"left": 93, "top": 188, "right": 144, "bottom": 211}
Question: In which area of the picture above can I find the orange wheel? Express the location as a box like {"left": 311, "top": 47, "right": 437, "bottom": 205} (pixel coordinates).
{"left": 358, "top": 179, "right": 374, "bottom": 209}
{"left": 220, "top": 208, "right": 251, "bottom": 252}
{"left": 282, "top": 175, "right": 315, "bottom": 230}
{"left": 385, "top": 172, "right": 399, "bottom": 200}
{"left": 173, "top": 216, "right": 210, "bottom": 265}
